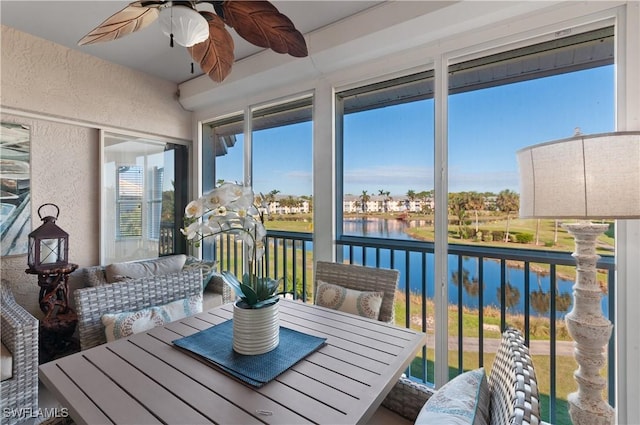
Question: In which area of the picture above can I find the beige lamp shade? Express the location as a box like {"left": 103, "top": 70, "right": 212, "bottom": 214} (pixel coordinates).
{"left": 159, "top": 5, "right": 209, "bottom": 47}
{"left": 517, "top": 131, "right": 640, "bottom": 219}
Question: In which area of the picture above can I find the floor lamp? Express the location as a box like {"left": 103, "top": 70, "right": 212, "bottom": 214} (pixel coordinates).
{"left": 517, "top": 131, "right": 640, "bottom": 425}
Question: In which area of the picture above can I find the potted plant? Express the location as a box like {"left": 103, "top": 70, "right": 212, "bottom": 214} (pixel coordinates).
{"left": 181, "top": 182, "right": 282, "bottom": 354}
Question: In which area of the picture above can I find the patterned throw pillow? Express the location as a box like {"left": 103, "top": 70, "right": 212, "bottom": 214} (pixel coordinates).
{"left": 183, "top": 257, "right": 219, "bottom": 289}
{"left": 101, "top": 307, "right": 165, "bottom": 342}
{"left": 315, "top": 280, "right": 384, "bottom": 320}
{"left": 415, "top": 368, "right": 491, "bottom": 425}
{"left": 156, "top": 293, "right": 203, "bottom": 322}
{"left": 101, "top": 294, "right": 203, "bottom": 342}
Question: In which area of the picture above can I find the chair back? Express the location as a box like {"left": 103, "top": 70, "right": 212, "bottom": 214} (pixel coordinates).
{"left": 314, "top": 261, "right": 399, "bottom": 323}
{"left": 489, "top": 327, "right": 541, "bottom": 425}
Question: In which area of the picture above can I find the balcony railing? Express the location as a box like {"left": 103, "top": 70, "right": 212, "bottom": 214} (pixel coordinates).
{"left": 205, "top": 230, "right": 615, "bottom": 425}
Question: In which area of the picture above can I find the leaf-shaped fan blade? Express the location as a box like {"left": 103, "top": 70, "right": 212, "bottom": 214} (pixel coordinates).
{"left": 188, "top": 12, "right": 235, "bottom": 83}
{"left": 221, "top": 1, "right": 308, "bottom": 58}
{"left": 78, "top": 1, "right": 160, "bottom": 46}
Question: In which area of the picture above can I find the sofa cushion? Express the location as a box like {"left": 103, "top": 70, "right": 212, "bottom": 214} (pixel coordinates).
{"left": 315, "top": 280, "right": 384, "bottom": 320}
{"left": 104, "top": 254, "right": 187, "bottom": 283}
{"left": 1, "top": 341, "right": 12, "bottom": 381}
{"left": 101, "top": 293, "right": 203, "bottom": 342}
{"left": 415, "top": 368, "right": 490, "bottom": 425}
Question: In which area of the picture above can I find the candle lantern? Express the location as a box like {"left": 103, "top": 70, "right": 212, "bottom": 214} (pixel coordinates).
{"left": 27, "top": 203, "right": 69, "bottom": 272}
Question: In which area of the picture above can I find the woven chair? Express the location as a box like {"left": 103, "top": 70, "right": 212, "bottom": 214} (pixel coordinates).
{"left": 314, "top": 261, "right": 400, "bottom": 323}
{"left": 74, "top": 269, "right": 203, "bottom": 350}
{"left": 381, "top": 327, "right": 541, "bottom": 425}
{"left": 1, "top": 284, "right": 38, "bottom": 425}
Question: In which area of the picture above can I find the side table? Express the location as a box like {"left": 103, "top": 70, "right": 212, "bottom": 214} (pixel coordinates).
{"left": 25, "top": 263, "right": 80, "bottom": 362}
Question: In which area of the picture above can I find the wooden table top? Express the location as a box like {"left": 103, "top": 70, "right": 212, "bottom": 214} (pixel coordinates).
{"left": 39, "top": 299, "right": 427, "bottom": 425}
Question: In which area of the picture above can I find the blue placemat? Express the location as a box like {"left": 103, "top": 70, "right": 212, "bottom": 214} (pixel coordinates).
{"left": 172, "top": 320, "right": 326, "bottom": 387}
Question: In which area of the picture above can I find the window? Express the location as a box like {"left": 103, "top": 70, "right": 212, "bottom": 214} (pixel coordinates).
{"left": 252, "top": 97, "right": 313, "bottom": 228}
{"left": 447, "top": 27, "right": 614, "bottom": 249}
{"left": 337, "top": 71, "right": 436, "bottom": 239}
{"left": 202, "top": 114, "right": 245, "bottom": 191}
{"left": 200, "top": 97, "right": 314, "bottom": 281}
{"left": 116, "top": 165, "right": 143, "bottom": 238}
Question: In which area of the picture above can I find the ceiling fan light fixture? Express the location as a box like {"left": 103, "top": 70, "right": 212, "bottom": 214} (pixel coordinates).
{"left": 159, "top": 5, "right": 209, "bottom": 47}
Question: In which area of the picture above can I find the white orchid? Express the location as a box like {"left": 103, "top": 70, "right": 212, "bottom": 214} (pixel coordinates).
{"left": 182, "top": 182, "right": 278, "bottom": 307}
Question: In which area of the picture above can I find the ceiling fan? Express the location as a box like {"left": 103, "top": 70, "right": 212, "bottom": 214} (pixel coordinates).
{"left": 78, "top": 1, "right": 308, "bottom": 83}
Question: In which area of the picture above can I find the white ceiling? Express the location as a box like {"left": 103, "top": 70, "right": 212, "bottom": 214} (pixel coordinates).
{"left": 0, "top": 1, "right": 383, "bottom": 84}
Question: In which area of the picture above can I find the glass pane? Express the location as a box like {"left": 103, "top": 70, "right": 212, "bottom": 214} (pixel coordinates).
{"left": 339, "top": 71, "right": 435, "bottom": 239}
{"left": 447, "top": 28, "right": 614, "bottom": 425}
{"left": 252, "top": 97, "right": 313, "bottom": 231}
{"left": 203, "top": 114, "right": 245, "bottom": 191}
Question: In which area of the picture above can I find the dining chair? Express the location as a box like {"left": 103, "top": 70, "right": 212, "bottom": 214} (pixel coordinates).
{"left": 314, "top": 261, "right": 400, "bottom": 323}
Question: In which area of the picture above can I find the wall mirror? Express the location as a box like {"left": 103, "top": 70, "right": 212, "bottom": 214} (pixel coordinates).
{"left": 101, "top": 131, "right": 188, "bottom": 265}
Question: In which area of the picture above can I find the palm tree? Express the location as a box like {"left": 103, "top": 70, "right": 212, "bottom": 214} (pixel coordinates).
{"left": 496, "top": 189, "right": 519, "bottom": 242}
{"left": 406, "top": 189, "right": 417, "bottom": 205}
{"left": 417, "top": 190, "right": 433, "bottom": 215}
{"left": 466, "top": 192, "right": 484, "bottom": 233}
{"left": 449, "top": 192, "right": 469, "bottom": 238}
{"left": 360, "top": 190, "right": 370, "bottom": 213}
{"left": 264, "top": 189, "right": 280, "bottom": 203}
{"left": 378, "top": 189, "right": 391, "bottom": 213}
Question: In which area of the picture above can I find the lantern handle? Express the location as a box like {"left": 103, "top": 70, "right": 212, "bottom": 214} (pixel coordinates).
{"left": 37, "top": 203, "right": 60, "bottom": 221}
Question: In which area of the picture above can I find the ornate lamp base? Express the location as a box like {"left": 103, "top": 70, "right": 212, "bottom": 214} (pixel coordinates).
{"left": 563, "top": 223, "right": 614, "bottom": 425}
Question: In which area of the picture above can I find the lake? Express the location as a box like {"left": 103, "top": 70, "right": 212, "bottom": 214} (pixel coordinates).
{"left": 342, "top": 217, "right": 610, "bottom": 319}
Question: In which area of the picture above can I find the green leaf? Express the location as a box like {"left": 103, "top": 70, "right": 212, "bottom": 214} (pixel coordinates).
{"left": 221, "top": 271, "right": 246, "bottom": 299}
{"left": 239, "top": 283, "right": 258, "bottom": 305}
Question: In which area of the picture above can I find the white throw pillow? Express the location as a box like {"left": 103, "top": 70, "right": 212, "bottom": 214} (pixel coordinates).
{"left": 104, "top": 254, "right": 187, "bottom": 283}
{"left": 415, "top": 368, "right": 490, "bottom": 425}
{"left": 315, "top": 280, "right": 384, "bottom": 320}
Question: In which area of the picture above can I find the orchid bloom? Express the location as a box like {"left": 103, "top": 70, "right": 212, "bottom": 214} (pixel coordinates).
{"left": 181, "top": 182, "right": 267, "bottom": 262}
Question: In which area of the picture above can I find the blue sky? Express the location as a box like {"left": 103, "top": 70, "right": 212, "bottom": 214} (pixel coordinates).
{"left": 218, "top": 65, "right": 614, "bottom": 197}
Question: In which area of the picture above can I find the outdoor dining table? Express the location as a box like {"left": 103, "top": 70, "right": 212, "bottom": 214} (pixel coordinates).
{"left": 39, "top": 298, "right": 427, "bottom": 425}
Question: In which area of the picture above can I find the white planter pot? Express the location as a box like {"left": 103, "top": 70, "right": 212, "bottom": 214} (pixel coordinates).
{"left": 232, "top": 299, "right": 280, "bottom": 355}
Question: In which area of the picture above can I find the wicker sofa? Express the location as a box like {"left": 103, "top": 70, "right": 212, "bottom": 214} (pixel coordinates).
{"left": 70, "top": 255, "right": 233, "bottom": 350}
{"left": 381, "top": 327, "right": 541, "bottom": 425}
{"left": 1, "top": 284, "right": 38, "bottom": 425}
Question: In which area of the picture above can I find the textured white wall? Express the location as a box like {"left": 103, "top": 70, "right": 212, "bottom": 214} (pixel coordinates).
{"left": 0, "top": 26, "right": 192, "bottom": 317}
{"left": 1, "top": 26, "right": 191, "bottom": 139}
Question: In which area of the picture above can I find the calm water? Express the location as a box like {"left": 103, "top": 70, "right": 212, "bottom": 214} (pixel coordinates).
{"left": 342, "top": 217, "right": 609, "bottom": 319}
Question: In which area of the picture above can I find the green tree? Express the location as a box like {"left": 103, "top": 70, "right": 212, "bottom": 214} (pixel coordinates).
{"left": 466, "top": 191, "right": 485, "bottom": 232}
{"left": 360, "top": 190, "right": 370, "bottom": 213}
{"left": 449, "top": 192, "right": 470, "bottom": 238}
{"left": 265, "top": 189, "right": 280, "bottom": 204}
{"left": 496, "top": 189, "right": 519, "bottom": 242}
{"left": 417, "top": 190, "right": 433, "bottom": 214}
